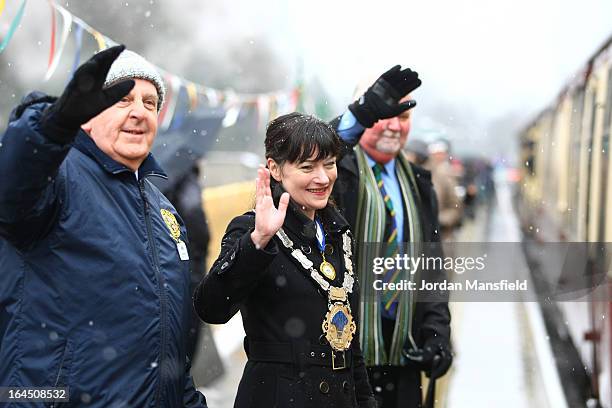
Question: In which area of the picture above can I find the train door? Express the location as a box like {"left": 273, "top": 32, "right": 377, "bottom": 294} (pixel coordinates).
{"left": 584, "top": 59, "right": 609, "bottom": 405}
{"left": 600, "top": 62, "right": 612, "bottom": 408}
{"left": 568, "top": 64, "right": 601, "bottom": 403}
{"left": 597, "top": 68, "right": 610, "bottom": 243}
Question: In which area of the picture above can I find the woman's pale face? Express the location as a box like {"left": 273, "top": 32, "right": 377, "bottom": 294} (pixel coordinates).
{"left": 268, "top": 153, "right": 337, "bottom": 219}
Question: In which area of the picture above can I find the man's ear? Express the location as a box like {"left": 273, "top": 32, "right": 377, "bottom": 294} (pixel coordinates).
{"left": 81, "top": 119, "right": 92, "bottom": 135}
{"left": 267, "top": 158, "right": 282, "bottom": 182}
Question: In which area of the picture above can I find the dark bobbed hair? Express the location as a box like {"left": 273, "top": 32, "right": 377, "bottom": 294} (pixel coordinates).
{"left": 265, "top": 112, "right": 341, "bottom": 165}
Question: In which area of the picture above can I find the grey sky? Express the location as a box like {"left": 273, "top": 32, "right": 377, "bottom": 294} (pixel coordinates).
{"left": 183, "top": 0, "right": 612, "bottom": 158}
{"left": 279, "top": 0, "right": 611, "bottom": 158}
{"left": 2, "top": 0, "right": 611, "bottom": 159}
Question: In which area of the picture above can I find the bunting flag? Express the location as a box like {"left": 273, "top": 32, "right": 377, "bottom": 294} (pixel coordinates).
{"left": 221, "top": 104, "right": 241, "bottom": 128}
{"left": 291, "top": 87, "right": 301, "bottom": 111}
{"left": 255, "top": 95, "right": 270, "bottom": 130}
{"left": 91, "top": 29, "right": 106, "bottom": 50}
{"left": 204, "top": 88, "right": 220, "bottom": 107}
{"left": 221, "top": 89, "right": 238, "bottom": 127}
{"left": 186, "top": 82, "right": 198, "bottom": 111}
{"left": 45, "top": 2, "right": 72, "bottom": 80}
{"left": 14, "top": 0, "right": 298, "bottom": 131}
{"left": 221, "top": 92, "right": 241, "bottom": 128}
{"left": 222, "top": 89, "right": 236, "bottom": 108}
{"left": 158, "top": 74, "right": 182, "bottom": 131}
{"left": 47, "top": 0, "right": 56, "bottom": 69}
{"left": 269, "top": 95, "right": 280, "bottom": 125}
{"left": 68, "top": 8, "right": 112, "bottom": 51}
{"left": 0, "top": 0, "right": 27, "bottom": 54}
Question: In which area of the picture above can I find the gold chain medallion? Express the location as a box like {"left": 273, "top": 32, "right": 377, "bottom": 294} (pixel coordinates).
{"left": 276, "top": 228, "right": 356, "bottom": 351}
{"left": 319, "top": 260, "right": 336, "bottom": 281}
{"left": 322, "top": 303, "right": 357, "bottom": 351}
{"left": 329, "top": 286, "right": 348, "bottom": 302}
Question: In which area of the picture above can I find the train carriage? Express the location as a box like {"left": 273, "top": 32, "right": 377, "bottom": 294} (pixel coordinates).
{"left": 519, "top": 35, "right": 612, "bottom": 407}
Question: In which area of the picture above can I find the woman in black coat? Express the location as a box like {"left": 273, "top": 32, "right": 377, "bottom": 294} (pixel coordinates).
{"left": 194, "top": 112, "right": 376, "bottom": 408}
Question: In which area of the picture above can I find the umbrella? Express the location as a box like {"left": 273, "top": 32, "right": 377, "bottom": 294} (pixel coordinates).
{"left": 151, "top": 106, "right": 225, "bottom": 194}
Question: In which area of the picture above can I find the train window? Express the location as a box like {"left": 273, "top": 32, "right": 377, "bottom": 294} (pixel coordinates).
{"left": 584, "top": 90, "right": 598, "bottom": 239}
{"left": 526, "top": 154, "right": 535, "bottom": 175}
{"left": 604, "top": 66, "right": 612, "bottom": 134}
{"left": 589, "top": 91, "right": 597, "bottom": 140}
{"left": 569, "top": 89, "right": 585, "bottom": 236}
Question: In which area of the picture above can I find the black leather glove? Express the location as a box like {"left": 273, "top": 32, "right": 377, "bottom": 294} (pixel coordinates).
{"left": 403, "top": 337, "right": 453, "bottom": 379}
{"left": 425, "top": 339, "right": 453, "bottom": 379}
{"left": 40, "top": 45, "right": 135, "bottom": 144}
{"left": 348, "top": 65, "right": 421, "bottom": 128}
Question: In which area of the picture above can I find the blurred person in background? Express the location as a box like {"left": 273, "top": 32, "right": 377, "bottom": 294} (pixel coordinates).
{"left": 426, "top": 140, "right": 464, "bottom": 242}
{"left": 405, "top": 138, "right": 430, "bottom": 167}
{"left": 331, "top": 66, "right": 452, "bottom": 408}
{"left": 194, "top": 113, "right": 377, "bottom": 407}
{"left": 164, "top": 164, "right": 225, "bottom": 388}
{"left": 163, "top": 164, "right": 210, "bottom": 360}
{"left": 459, "top": 158, "right": 483, "bottom": 220}
{"left": 0, "top": 46, "right": 207, "bottom": 407}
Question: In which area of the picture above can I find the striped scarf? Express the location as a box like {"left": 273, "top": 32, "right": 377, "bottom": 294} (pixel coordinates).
{"left": 354, "top": 146, "right": 423, "bottom": 366}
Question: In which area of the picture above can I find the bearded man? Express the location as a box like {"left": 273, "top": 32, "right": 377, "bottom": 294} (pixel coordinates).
{"left": 331, "top": 66, "right": 452, "bottom": 408}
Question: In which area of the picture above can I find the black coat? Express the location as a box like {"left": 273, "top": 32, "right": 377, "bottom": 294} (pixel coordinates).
{"left": 194, "top": 196, "right": 377, "bottom": 408}
{"left": 164, "top": 167, "right": 210, "bottom": 281}
{"left": 163, "top": 166, "right": 211, "bottom": 361}
{"left": 332, "top": 146, "right": 451, "bottom": 407}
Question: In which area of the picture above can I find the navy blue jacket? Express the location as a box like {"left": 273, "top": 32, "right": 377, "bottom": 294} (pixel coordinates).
{"left": 0, "top": 99, "right": 207, "bottom": 407}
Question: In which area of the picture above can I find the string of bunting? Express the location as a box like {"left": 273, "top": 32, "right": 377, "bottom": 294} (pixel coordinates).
{"left": 45, "top": 0, "right": 72, "bottom": 80}
{"left": 0, "top": 0, "right": 298, "bottom": 130}
{"left": 0, "top": 0, "right": 27, "bottom": 53}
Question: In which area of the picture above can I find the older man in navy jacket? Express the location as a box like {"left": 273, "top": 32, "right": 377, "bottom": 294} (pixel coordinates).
{"left": 0, "top": 46, "right": 207, "bottom": 407}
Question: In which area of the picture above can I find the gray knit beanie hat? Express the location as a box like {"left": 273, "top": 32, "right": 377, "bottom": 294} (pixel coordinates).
{"left": 104, "top": 50, "right": 166, "bottom": 111}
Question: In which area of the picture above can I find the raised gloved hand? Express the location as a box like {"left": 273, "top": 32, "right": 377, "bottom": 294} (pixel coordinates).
{"left": 348, "top": 65, "right": 421, "bottom": 128}
{"left": 40, "top": 45, "right": 135, "bottom": 143}
{"left": 403, "top": 337, "right": 453, "bottom": 379}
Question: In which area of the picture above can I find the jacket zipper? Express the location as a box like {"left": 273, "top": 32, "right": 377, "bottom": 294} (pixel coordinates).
{"left": 139, "top": 180, "right": 168, "bottom": 408}
{"left": 49, "top": 341, "right": 69, "bottom": 408}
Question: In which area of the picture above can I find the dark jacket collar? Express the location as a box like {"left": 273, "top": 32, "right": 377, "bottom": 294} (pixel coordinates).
{"left": 73, "top": 131, "right": 167, "bottom": 179}
{"left": 338, "top": 149, "right": 359, "bottom": 177}
{"left": 270, "top": 179, "right": 350, "bottom": 241}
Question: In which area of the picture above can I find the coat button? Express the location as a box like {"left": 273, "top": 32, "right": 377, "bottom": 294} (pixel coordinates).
{"left": 319, "top": 381, "right": 330, "bottom": 394}
{"left": 342, "top": 381, "right": 351, "bottom": 393}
